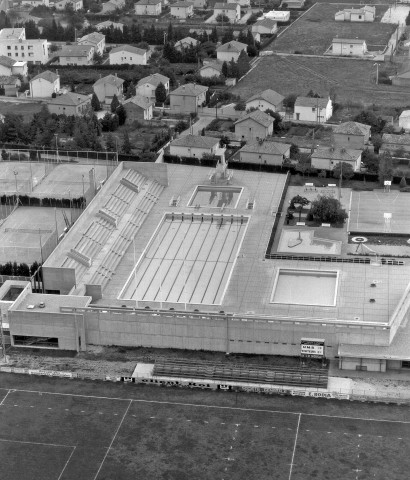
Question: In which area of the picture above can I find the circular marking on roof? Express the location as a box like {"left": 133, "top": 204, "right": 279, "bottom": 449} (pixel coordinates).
{"left": 352, "top": 236, "right": 367, "bottom": 243}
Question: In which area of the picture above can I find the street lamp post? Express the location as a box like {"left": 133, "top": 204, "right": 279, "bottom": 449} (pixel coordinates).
{"left": 13, "top": 170, "right": 18, "bottom": 195}
{"left": 54, "top": 133, "right": 59, "bottom": 163}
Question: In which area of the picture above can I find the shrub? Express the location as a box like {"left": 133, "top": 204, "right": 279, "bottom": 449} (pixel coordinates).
{"left": 310, "top": 195, "right": 348, "bottom": 224}
{"left": 400, "top": 176, "right": 407, "bottom": 189}
{"left": 400, "top": 186, "right": 410, "bottom": 192}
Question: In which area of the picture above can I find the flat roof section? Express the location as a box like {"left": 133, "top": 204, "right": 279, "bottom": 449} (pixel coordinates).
{"left": 10, "top": 292, "right": 91, "bottom": 313}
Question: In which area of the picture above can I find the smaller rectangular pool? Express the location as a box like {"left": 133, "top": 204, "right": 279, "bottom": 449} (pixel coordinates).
{"left": 188, "top": 185, "right": 243, "bottom": 209}
{"left": 271, "top": 268, "right": 338, "bottom": 306}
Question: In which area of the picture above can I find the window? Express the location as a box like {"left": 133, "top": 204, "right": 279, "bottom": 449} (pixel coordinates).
{"left": 28, "top": 45, "right": 33, "bottom": 50}
{"left": 15, "top": 46, "right": 18, "bottom": 50}
{"left": 13, "top": 335, "right": 59, "bottom": 348}
{"left": 7, "top": 53, "right": 10, "bottom": 57}
{"left": 7, "top": 46, "right": 10, "bottom": 50}
{"left": 21, "top": 53, "right": 24, "bottom": 57}
{"left": 29, "top": 53, "right": 33, "bottom": 57}
{"left": 21, "top": 46, "right": 24, "bottom": 50}
{"left": 312, "top": 107, "right": 315, "bottom": 112}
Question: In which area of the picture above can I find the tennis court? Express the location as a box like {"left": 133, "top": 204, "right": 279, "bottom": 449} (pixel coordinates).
{"left": 0, "top": 162, "right": 48, "bottom": 194}
{"left": 1, "top": 383, "right": 410, "bottom": 480}
{"left": 349, "top": 190, "right": 410, "bottom": 234}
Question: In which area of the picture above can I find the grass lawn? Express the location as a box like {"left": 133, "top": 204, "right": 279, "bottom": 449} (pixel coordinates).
{"left": 0, "top": 102, "right": 43, "bottom": 120}
{"left": 272, "top": 3, "right": 394, "bottom": 55}
{"left": 232, "top": 55, "right": 410, "bottom": 107}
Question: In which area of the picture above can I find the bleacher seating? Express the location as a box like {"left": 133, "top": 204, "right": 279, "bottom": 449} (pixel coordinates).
{"left": 152, "top": 358, "right": 328, "bottom": 389}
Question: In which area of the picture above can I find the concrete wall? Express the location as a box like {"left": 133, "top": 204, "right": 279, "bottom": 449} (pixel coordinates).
{"left": 339, "top": 357, "right": 386, "bottom": 372}
{"left": 239, "top": 151, "right": 284, "bottom": 166}
{"left": 333, "top": 133, "right": 366, "bottom": 149}
{"left": 123, "top": 161, "right": 168, "bottom": 186}
{"left": 43, "top": 266, "right": 76, "bottom": 294}
{"left": 235, "top": 119, "right": 272, "bottom": 140}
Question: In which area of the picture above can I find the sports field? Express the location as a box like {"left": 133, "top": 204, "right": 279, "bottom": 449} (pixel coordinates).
{"left": 1, "top": 376, "right": 410, "bottom": 479}
{"left": 0, "top": 161, "right": 47, "bottom": 194}
{"left": 349, "top": 190, "right": 410, "bottom": 234}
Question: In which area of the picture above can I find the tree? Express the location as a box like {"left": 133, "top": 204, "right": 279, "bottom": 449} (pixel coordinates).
{"left": 400, "top": 176, "right": 407, "bottom": 189}
{"left": 222, "top": 61, "right": 228, "bottom": 78}
{"left": 354, "top": 110, "right": 385, "bottom": 134}
{"left": 105, "top": 132, "right": 116, "bottom": 151}
{"left": 216, "top": 13, "right": 230, "bottom": 23}
{"left": 155, "top": 82, "right": 167, "bottom": 104}
{"left": 332, "top": 162, "right": 355, "bottom": 182}
{"left": 91, "top": 93, "right": 101, "bottom": 111}
{"left": 265, "top": 109, "right": 282, "bottom": 132}
{"left": 121, "top": 130, "right": 132, "bottom": 154}
{"left": 116, "top": 105, "right": 126, "bottom": 126}
{"left": 289, "top": 195, "right": 310, "bottom": 209}
{"left": 110, "top": 94, "right": 120, "bottom": 113}
{"left": 236, "top": 50, "right": 250, "bottom": 79}
{"left": 361, "top": 149, "right": 378, "bottom": 173}
{"left": 283, "top": 93, "right": 297, "bottom": 109}
{"left": 174, "top": 120, "right": 188, "bottom": 133}
{"left": 378, "top": 151, "right": 393, "bottom": 185}
{"left": 307, "top": 89, "right": 321, "bottom": 98}
{"left": 310, "top": 195, "right": 348, "bottom": 224}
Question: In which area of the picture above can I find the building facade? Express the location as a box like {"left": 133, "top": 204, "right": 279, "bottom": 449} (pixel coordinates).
{"left": 170, "top": 83, "right": 208, "bottom": 114}
{"left": 30, "top": 70, "right": 60, "bottom": 98}
{"left": 109, "top": 45, "right": 148, "bottom": 65}
{"left": 294, "top": 97, "right": 333, "bottom": 123}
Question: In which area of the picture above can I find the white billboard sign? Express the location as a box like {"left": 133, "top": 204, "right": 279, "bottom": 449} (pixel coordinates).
{"left": 301, "top": 338, "right": 325, "bottom": 358}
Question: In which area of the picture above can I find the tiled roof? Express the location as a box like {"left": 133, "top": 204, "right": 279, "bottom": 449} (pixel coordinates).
{"left": 110, "top": 45, "right": 147, "bottom": 55}
{"left": 96, "top": 21, "right": 124, "bottom": 29}
{"left": 235, "top": 110, "right": 274, "bottom": 128}
{"left": 311, "top": 146, "right": 361, "bottom": 161}
{"left": 136, "top": 0, "right": 160, "bottom": 4}
{"left": 333, "top": 121, "right": 370, "bottom": 136}
{"left": 59, "top": 45, "right": 93, "bottom": 57}
{"left": 123, "top": 94, "right": 153, "bottom": 109}
{"left": 137, "top": 73, "right": 169, "bottom": 87}
{"left": 295, "top": 96, "right": 330, "bottom": 108}
{"left": 240, "top": 141, "right": 291, "bottom": 155}
{"left": 214, "top": 2, "right": 238, "bottom": 9}
{"left": 175, "top": 37, "right": 198, "bottom": 48}
{"left": 171, "top": 83, "right": 208, "bottom": 96}
{"left": 78, "top": 32, "right": 105, "bottom": 45}
{"left": 382, "top": 134, "right": 410, "bottom": 146}
{"left": 171, "top": 134, "right": 219, "bottom": 148}
{"left": 31, "top": 70, "right": 59, "bottom": 83}
{"left": 48, "top": 92, "right": 90, "bottom": 106}
{"left": 252, "top": 19, "right": 277, "bottom": 29}
{"left": 247, "top": 89, "right": 284, "bottom": 107}
{"left": 0, "top": 75, "right": 19, "bottom": 85}
{"left": 0, "top": 55, "right": 15, "bottom": 67}
{"left": 93, "top": 74, "right": 124, "bottom": 87}
{"left": 200, "top": 61, "right": 223, "bottom": 73}
{"left": 217, "top": 40, "right": 247, "bottom": 53}
{"left": 332, "top": 38, "right": 365, "bottom": 44}
{"left": 172, "top": 1, "right": 193, "bottom": 6}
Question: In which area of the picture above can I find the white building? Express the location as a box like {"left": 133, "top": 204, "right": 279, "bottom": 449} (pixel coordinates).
{"left": 0, "top": 55, "right": 27, "bottom": 77}
{"left": 216, "top": 40, "right": 247, "bottom": 62}
{"left": 311, "top": 146, "right": 362, "bottom": 172}
{"left": 55, "top": 0, "right": 83, "bottom": 10}
{"left": 170, "top": 134, "right": 225, "bottom": 160}
{"left": 264, "top": 10, "right": 290, "bottom": 22}
{"left": 21, "top": 0, "right": 49, "bottom": 6}
{"left": 294, "top": 97, "right": 333, "bottom": 123}
{"left": 59, "top": 45, "right": 94, "bottom": 66}
{"left": 252, "top": 19, "right": 278, "bottom": 36}
{"left": 213, "top": 3, "right": 241, "bottom": 23}
{"left": 135, "top": 0, "right": 162, "bottom": 15}
{"left": 77, "top": 32, "right": 105, "bottom": 56}
{"left": 332, "top": 38, "right": 367, "bottom": 56}
{"left": 101, "top": 0, "right": 125, "bottom": 13}
{"left": 136, "top": 73, "right": 170, "bottom": 101}
{"left": 30, "top": 70, "right": 60, "bottom": 98}
{"left": 246, "top": 89, "right": 284, "bottom": 112}
{"left": 0, "top": 28, "right": 48, "bottom": 64}
{"left": 199, "top": 61, "right": 223, "bottom": 78}
{"left": 95, "top": 21, "right": 124, "bottom": 32}
{"left": 109, "top": 45, "right": 148, "bottom": 65}
{"left": 399, "top": 110, "right": 410, "bottom": 131}
{"left": 335, "top": 6, "right": 375, "bottom": 22}
{"left": 170, "top": 2, "right": 194, "bottom": 19}
{"left": 239, "top": 141, "right": 290, "bottom": 166}
{"left": 175, "top": 37, "right": 199, "bottom": 51}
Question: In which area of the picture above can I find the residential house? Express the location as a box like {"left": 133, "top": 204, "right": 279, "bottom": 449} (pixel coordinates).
{"left": 170, "top": 83, "right": 208, "bottom": 114}
{"left": 199, "top": 61, "right": 223, "bottom": 78}
{"left": 77, "top": 32, "right": 105, "bottom": 56}
{"left": 0, "top": 28, "right": 48, "bottom": 64}
{"left": 246, "top": 89, "right": 284, "bottom": 112}
{"left": 294, "top": 96, "right": 333, "bottom": 123}
{"left": 29, "top": 70, "right": 60, "bottom": 98}
{"left": 0, "top": 56, "right": 27, "bottom": 77}
{"left": 264, "top": 10, "right": 290, "bottom": 22}
{"left": 101, "top": 0, "right": 125, "bottom": 13}
{"left": 281, "top": 0, "right": 304, "bottom": 8}
{"left": 123, "top": 95, "right": 153, "bottom": 122}
{"left": 381, "top": 134, "right": 410, "bottom": 154}
{"left": 171, "top": 2, "right": 194, "bottom": 18}
{"left": 332, "top": 38, "right": 367, "bottom": 56}
{"left": 95, "top": 21, "right": 124, "bottom": 32}
{"left": 109, "top": 45, "right": 148, "bottom": 65}
{"left": 252, "top": 19, "right": 278, "bottom": 36}
{"left": 135, "top": 0, "right": 162, "bottom": 15}
{"left": 175, "top": 36, "right": 199, "bottom": 51}
{"left": 332, "top": 121, "right": 371, "bottom": 149}
{"left": 216, "top": 40, "right": 247, "bottom": 62}
{"left": 399, "top": 110, "right": 410, "bottom": 131}
{"left": 170, "top": 134, "right": 225, "bottom": 161}
{"left": 47, "top": 92, "right": 91, "bottom": 117}
{"left": 21, "top": 0, "right": 49, "bottom": 6}
{"left": 335, "top": 6, "right": 375, "bottom": 22}
{"left": 311, "top": 146, "right": 362, "bottom": 172}
{"left": 93, "top": 74, "right": 124, "bottom": 104}
{"left": 55, "top": 0, "right": 83, "bottom": 10}
{"left": 58, "top": 45, "right": 94, "bottom": 66}
{"left": 234, "top": 110, "right": 274, "bottom": 140}
{"left": 192, "top": 0, "right": 206, "bottom": 7}
{"left": 0, "top": 75, "right": 20, "bottom": 96}
{"left": 213, "top": 3, "right": 241, "bottom": 23}
{"left": 236, "top": 0, "right": 250, "bottom": 6}
{"left": 136, "top": 73, "right": 170, "bottom": 101}
{"left": 238, "top": 140, "right": 291, "bottom": 165}
{"left": 392, "top": 69, "right": 410, "bottom": 87}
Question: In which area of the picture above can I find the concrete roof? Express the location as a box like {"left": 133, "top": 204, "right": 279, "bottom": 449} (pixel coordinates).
{"left": 31, "top": 70, "right": 59, "bottom": 84}
{"left": 311, "top": 146, "right": 361, "bottom": 161}
{"left": 59, "top": 45, "right": 93, "bottom": 57}
{"left": 253, "top": 18, "right": 277, "bottom": 29}
{"left": 172, "top": 1, "right": 193, "bottom": 6}
{"left": 10, "top": 292, "right": 91, "bottom": 313}
{"left": 170, "top": 134, "right": 219, "bottom": 148}
{"left": 217, "top": 40, "right": 247, "bottom": 53}
{"left": 94, "top": 74, "right": 124, "bottom": 87}
{"left": 0, "top": 28, "right": 24, "bottom": 39}
{"left": 123, "top": 94, "right": 153, "bottom": 109}
{"left": 235, "top": 110, "right": 274, "bottom": 128}
{"left": 110, "top": 44, "right": 147, "bottom": 55}
{"left": 48, "top": 92, "right": 90, "bottom": 106}
{"left": 333, "top": 121, "right": 371, "bottom": 136}
{"left": 171, "top": 83, "right": 208, "bottom": 96}
{"left": 78, "top": 32, "right": 105, "bottom": 45}
{"left": 214, "top": 2, "right": 238, "bottom": 9}
{"left": 332, "top": 38, "right": 366, "bottom": 44}
{"left": 136, "top": 0, "right": 161, "bottom": 4}
{"left": 295, "top": 96, "right": 330, "bottom": 108}
{"left": 137, "top": 73, "right": 169, "bottom": 87}
{"left": 175, "top": 37, "right": 199, "bottom": 47}
{"left": 0, "top": 55, "right": 15, "bottom": 67}
{"left": 247, "top": 89, "right": 284, "bottom": 107}
{"left": 240, "top": 140, "right": 291, "bottom": 155}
